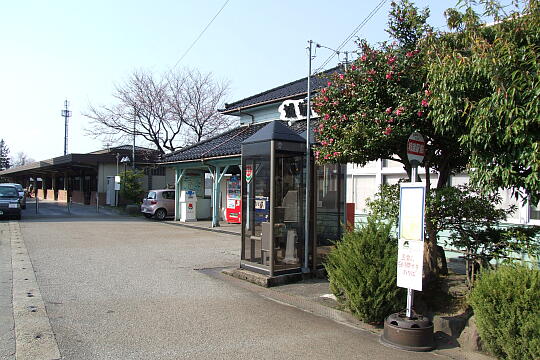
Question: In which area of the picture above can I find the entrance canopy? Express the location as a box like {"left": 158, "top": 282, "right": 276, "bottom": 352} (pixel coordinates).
{"left": 160, "top": 121, "right": 310, "bottom": 226}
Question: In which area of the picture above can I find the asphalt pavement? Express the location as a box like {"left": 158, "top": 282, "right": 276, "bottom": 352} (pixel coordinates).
{"left": 0, "top": 200, "right": 487, "bottom": 359}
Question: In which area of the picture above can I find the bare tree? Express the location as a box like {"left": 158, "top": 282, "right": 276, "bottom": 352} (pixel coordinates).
{"left": 85, "top": 68, "right": 232, "bottom": 154}
{"left": 12, "top": 152, "right": 35, "bottom": 167}
{"left": 167, "top": 70, "right": 233, "bottom": 145}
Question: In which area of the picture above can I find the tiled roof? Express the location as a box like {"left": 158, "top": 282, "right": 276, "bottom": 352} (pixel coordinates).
{"left": 160, "top": 120, "right": 312, "bottom": 163}
{"left": 221, "top": 67, "right": 340, "bottom": 114}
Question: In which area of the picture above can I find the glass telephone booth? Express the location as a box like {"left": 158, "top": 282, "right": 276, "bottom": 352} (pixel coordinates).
{"left": 241, "top": 121, "right": 307, "bottom": 276}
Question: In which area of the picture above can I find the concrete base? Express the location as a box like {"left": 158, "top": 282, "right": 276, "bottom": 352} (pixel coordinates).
{"left": 223, "top": 268, "right": 304, "bottom": 287}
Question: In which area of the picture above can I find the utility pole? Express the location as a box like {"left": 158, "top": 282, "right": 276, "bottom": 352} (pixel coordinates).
{"left": 132, "top": 108, "right": 136, "bottom": 170}
{"left": 303, "top": 40, "right": 313, "bottom": 274}
{"left": 61, "top": 100, "right": 72, "bottom": 156}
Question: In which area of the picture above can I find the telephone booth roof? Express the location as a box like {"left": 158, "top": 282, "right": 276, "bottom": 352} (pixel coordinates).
{"left": 242, "top": 121, "right": 306, "bottom": 145}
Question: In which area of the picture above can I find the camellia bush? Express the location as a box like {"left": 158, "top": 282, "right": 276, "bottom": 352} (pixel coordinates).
{"left": 324, "top": 218, "right": 405, "bottom": 323}
{"left": 313, "top": 0, "right": 470, "bottom": 281}
{"left": 469, "top": 265, "right": 540, "bottom": 360}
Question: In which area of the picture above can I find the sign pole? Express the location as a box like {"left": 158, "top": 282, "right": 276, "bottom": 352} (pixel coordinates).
{"left": 406, "top": 163, "right": 418, "bottom": 318}
{"left": 382, "top": 132, "right": 434, "bottom": 351}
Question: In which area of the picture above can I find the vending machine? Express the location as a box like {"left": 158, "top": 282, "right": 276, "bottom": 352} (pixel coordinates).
{"left": 226, "top": 176, "right": 241, "bottom": 223}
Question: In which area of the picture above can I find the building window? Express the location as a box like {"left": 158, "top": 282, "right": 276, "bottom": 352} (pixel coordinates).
{"left": 204, "top": 173, "right": 212, "bottom": 198}
{"left": 144, "top": 167, "right": 165, "bottom": 176}
{"left": 531, "top": 202, "right": 540, "bottom": 221}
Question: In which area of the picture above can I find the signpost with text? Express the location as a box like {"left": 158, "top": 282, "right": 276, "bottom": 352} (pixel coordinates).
{"left": 399, "top": 132, "right": 426, "bottom": 318}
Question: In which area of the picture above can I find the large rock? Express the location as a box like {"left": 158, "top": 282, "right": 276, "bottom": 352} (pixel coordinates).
{"left": 433, "top": 314, "right": 467, "bottom": 338}
{"left": 458, "top": 315, "right": 483, "bottom": 352}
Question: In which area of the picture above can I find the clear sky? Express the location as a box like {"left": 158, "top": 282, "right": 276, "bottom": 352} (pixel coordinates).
{"left": 0, "top": 0, "right": 456, "bottom": 162}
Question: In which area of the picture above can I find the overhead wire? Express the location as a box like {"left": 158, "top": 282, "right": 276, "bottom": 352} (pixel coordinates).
{"left": 172, "top": 0, "right": 231, "bottom": 70}
{"left": 314, "top": 0, "right": 388, "bottom": 73}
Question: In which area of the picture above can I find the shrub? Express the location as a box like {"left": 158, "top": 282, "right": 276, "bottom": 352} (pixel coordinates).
{"left": 469, "top": 265, "right": 540, "bottom": 360}
{"left": 120, "top": 169, "right": 144, "bottom": 204}
{"left": 324, "top": 218, "right": 405, "bottom": 323}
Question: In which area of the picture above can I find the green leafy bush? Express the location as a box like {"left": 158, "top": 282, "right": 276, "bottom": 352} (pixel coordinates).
{"left": 120, "top": 169, "right": 144, "bottom": 204}
{"left": 324, "top": 218, "right": 405, "bottom": 323}
{"left": 469, "top": 265, "right": 540, "bottom": 360}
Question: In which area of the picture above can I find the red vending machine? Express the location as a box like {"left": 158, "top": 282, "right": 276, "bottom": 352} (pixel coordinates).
{"left": 226, "top": 176, "right": 241, "bottom": 223}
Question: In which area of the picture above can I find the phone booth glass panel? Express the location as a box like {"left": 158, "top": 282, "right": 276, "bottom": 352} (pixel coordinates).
{"left": 241, "top": 122, "right": 307, "bottom": 275}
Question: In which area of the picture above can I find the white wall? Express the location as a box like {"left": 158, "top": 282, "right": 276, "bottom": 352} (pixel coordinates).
{"left": 97, "top": 163, "right": 118, "bottom": 193}
{"left": 346, "top": 160, "right": 539, "bottom": 226}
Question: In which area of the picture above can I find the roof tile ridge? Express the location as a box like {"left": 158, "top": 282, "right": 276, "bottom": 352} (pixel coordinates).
{"left": 224, "top": 66, "right": 340, "bottom": 110}
{"left": 200, "top": 124, "right": 254, "bottom": 159}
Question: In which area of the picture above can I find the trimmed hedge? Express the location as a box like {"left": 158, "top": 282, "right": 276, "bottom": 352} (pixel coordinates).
{"left": 469, "top": 265, "right": 540, "bottom": 360}
{"left": 324, "top": 218, "right": 405, "bottom": 323}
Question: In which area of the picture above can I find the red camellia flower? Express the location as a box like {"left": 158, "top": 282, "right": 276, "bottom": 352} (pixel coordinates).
{"left": 367, "top": 69, "right": 376, "bottom": 75}
{"left": 350, "top": 64, "right": 357, "bottom": 70}
{"left": 360, "top": 55, "right": 367, "bottom": 61}
{"left": 383, "top": 126, "right": 392, "bottom": 135}
{"left": 331, "top": 124, "right": 337, "bottom": 129}
{"left": 324, "top": 114, "right": 330, "bottom": 120}
{"left": 339, "top": 74, "right": 344, "bottom": 80}
{"left": 421, "top": 99, "right": 429, "bottom": 107}
{"left": 386, "top": 72, "right": 393, "bottom": 80}
{"left": 327, "top": 81, "right": 332, "bottom": 87}
{"left": 417, "top": 111, "right": 424, "bottom": 117}
{"left": 367, "top": 77, "right": 373, "bottom": 82}
{"left": 385, "top": 107, "right": 392, "bottom": 114}
{"left": 321, "top": 88, "right": 327, "bottom": 94}
{"left": 333, "top": 151, "right": 341, "bottom": 157}
{"left": 395, "top": 107, "right": 405, "bottom": 116}
{"left": 387, "top": 56, "right": 396, "bottom": 65}
{"left": 341, "top": 114, "right": 348, "bottom": 121}
{"left": 406, "top": 51, "right": 414, "bottom": 58}
{"left": 425, "top": 89, "right": 432, "bottom": 97}
{"left": 387, "top": 118, "right": 395, "bottom": 123}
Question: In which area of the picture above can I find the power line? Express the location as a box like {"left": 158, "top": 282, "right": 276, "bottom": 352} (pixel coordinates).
{"left": 314, "top": 0, "right": 387, "bottom": 73}
{"left": 172, "top": 0, "right": 231, "bottom": 69}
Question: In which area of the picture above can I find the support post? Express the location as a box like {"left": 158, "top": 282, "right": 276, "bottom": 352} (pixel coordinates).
{"left": 269, "top": 141, "right": 275, "bottom": 276}
{"left": 406, "top": 164, "right": 418, "bottom": 319}
{"left": 303, "top": 39, "right": 313, "bottom": 274}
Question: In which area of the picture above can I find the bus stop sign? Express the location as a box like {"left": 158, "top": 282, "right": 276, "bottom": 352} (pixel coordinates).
{"left": 407, "top": 132, "right": 425, "bottom": 166}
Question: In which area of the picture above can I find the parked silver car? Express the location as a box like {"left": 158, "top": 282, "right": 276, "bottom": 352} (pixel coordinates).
{"left": 0, "top": 184, "right": 22, "bottom": 220}
{"left": 1, "top": 183, "right": 26, "bottom": 209}
{"left": 141, "top": 189, "right": 175, "bottom": 220}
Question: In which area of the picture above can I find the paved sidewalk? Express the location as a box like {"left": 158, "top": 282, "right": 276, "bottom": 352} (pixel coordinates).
{"left": 0, "top": 223, "right": 15, "bottom": 360}
{"left": 162, "top": 219, "right": 241, "bottom": 235}
{"left": 214, "top": 271, "right": 494, "bottom": 360}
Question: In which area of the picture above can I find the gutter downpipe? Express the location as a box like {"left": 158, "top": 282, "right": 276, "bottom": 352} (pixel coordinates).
{"left": 303, "top": 40, "right": 313, "bottom": 274}
{"left": 238, "top": 108, "right": 255, "bottom": 125}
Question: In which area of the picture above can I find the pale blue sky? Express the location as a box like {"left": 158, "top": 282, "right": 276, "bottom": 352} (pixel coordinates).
{"left": 0, "top": 1, "right": 456, "bottom": 161}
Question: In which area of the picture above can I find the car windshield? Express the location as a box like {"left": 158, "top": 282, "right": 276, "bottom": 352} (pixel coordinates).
{"left": 0, "top": 186, "right": 18, "bottom": 198}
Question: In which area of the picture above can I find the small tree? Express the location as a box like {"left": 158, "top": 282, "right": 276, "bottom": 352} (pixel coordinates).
{"left": 429, "top": 185, "right": 540, "bottom": 286}
{"left": 120, "top": 170, "right": 144, "bottom": 205}
{"left": 313, "top": 0, "right": 469, "bottom": 281}
{"left": 85, "top": 68, "right": 233, "bottom": 154}
{"left": 427, "top": 0, "right": 540, "bottom": 203}
{"left": 325, "top": 218, "right": 405, "bottom": 323}
{"left": 366, "top": 183, "right": 540, "bottom": 286}
{"left": 0, "top": 139, "right": 11, "bottom": 171}
{"left": 12, "top": 152, "right": 35, "bottom": 167}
